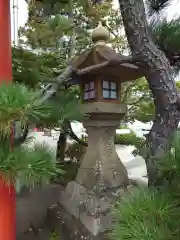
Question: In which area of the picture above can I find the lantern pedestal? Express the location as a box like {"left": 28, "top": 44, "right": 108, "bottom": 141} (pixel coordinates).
{"left": 60, "top": 102, "right": 129, "bottom": 236}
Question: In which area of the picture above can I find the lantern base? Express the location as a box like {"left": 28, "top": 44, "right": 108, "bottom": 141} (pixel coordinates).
{"left": 59, "top": 181, "right": 132, "bottom": 236}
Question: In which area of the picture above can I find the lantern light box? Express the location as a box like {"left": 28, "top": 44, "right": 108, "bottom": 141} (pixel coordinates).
{"left": 69, "top": 22, "right": 142, "bottom": 106}
{"left": 82, "top": 79, "right": 119, "bottom": 102}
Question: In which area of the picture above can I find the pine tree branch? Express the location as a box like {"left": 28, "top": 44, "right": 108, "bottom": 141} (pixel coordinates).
{"left": 61, "top": 121, "right": 88, "bottom": 147}
{"left": 39, "top": 66, "right": 73, "bottom": 103}
{"left": 14, "top": 124, "right": 29, "bottom": 146}
{"left": 146, "top": 0, "right": 172, "bottom": 16}
{"left": 121, "top": 83, "right": 136, "bottom": 103}
{"left": 67, "top": 121, "right": 88, "bottom": 147}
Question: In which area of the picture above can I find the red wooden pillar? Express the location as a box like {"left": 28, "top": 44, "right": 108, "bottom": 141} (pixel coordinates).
{"left": 0, "top": 1, "right": 15, "bottom": 240}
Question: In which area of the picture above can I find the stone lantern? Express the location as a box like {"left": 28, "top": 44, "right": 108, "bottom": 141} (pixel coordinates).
{"left": 60, "top": 22, "right": 143, "bottom": 237}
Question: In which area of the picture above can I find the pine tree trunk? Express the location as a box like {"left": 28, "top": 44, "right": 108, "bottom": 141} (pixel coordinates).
{"left": 56, "top": 132, "right": 67, "bottom": 162}
{"left": 56, "top": 0, "right": 75, "bottom": 164}
{"left": 118, "top": 0, "right": 180, "bottom": 185}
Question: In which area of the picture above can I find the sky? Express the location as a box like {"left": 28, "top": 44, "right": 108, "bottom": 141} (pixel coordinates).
{"left": 165, "top": 0, "right": 180, "bottom": 20}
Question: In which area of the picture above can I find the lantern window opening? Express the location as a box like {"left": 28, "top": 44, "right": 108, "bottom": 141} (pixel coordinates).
{"left": 83, "top": 81, "right": 96, "bottom": 100}
{"left": 102, "top": 80, "right": 118, "bottom": 100}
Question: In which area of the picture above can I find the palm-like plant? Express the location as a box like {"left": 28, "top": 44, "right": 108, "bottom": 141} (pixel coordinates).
{"left": 0, "top": 82, "right": 83, "bottom": 186}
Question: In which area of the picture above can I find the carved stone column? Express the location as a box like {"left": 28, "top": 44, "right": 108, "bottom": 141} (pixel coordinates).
{"left": 76, "top": 119, "right": 128, "bottom": 191}
{"left": 60, "top": 103, "right": 129, "bottom": 236}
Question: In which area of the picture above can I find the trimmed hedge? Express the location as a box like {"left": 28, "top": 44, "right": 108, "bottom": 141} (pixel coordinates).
{"left": 115, "top": 132, "right": 144, "bottom": 146}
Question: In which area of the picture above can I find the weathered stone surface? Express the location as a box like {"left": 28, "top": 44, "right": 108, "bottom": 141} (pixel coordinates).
{"left": 36, "top": 228, "right": 52, "bottom": 240}
{"left": 17, "top": 222, "right": 56, "bottom": 240}
{"left": 17, "top": 229, "right": 37, "bottom": 240}
{"left": 47, "top": 203, "right": 109, "bottom": 240}
{"left": 81, "top": 102, "right": 127, "bottom": 115}
{"left": 76, "top": 120, "right": 129, "bottom": 190}
{"left": 60, "top": 181, "right": 125, "bottom": 236}
{"left": 16, "top": 184, "right": 60, "bottom": 239}
{"left": 60, "top": 111, "right": 129, "bottom": 236}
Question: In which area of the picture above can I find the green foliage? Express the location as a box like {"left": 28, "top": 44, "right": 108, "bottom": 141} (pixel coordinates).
{"left": 152, "top": 17, "right": 180, "bottom": 73}
{"left": 152, "top": 17, "right": 180, "bottom": 53}
{"left": 19, "top": 16, "right": 73, "bottom": 50}
{"left": 146, "top": 0, "right": 171, "bottom": 16}
{"left": 50, "top": 231, "right": 59, "bottom": 240}
{"left": 0, "top": 83, "right": 83, "bottom": 135}
{"left": 157, "top": 133, "right": 180, "bottom": 193}
{"left": 12, "top": 47, "right": 67, "bottom": 87}
{"left": 0, "top": 82, "right": 84, "bottom": 184}
{"left": 39, "top": 91, "right": 85, "bottom": 128}
{"left": 22, "top": 0, "right": 126, "bottom": 54}
{"left": 117, "top": 124, "right": 128, "bottom": 129}
{"left": 111, "top": 188, "right": 177, "bottom": 240}
{"left": 111, "top": 132, "right": 180, "bottom": 240}
{"left": 132, "top": 138, "right": 147, "bottom": 157}
{"left": 121, "top": 78, "right": 154, "bottom": 123}
{"left": 134, "top": 101, "right": 155, "bottom": 122}
{"left": 0, "top": 83, "right": 49, "bottom": 135}
{"left": 12, "top": 47, "right": 42, "bottom": 88}
{"left": 115, "top": 132, "right": 144, "bottom": 146}
{"left": 122, "top": 78, "right": 180, "bottom": 123}
{"left": 0, "top": 142, "right": 63, "bottom": 186}
{"left": 145, "top": 0, "right": 180, "bottom": 74}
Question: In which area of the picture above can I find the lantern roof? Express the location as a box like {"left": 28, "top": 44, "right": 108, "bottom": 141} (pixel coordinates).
{"left": 70, "top": 22, "right": 144, "bottom": 84}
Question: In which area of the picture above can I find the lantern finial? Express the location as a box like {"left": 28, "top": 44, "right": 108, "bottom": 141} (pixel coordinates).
{"left": 91, "top": 21, "right": 109, "bottom": 44}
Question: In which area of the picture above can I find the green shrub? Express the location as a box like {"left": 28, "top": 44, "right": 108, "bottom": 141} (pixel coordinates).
{"left": 117, "top": 124, "right": 128, "bottom": 129}
{"left": 132, "top": 137, "right": 146, "bottom": 157}
{"left": 115, "top": 132, "right": 144, "bottom": 146}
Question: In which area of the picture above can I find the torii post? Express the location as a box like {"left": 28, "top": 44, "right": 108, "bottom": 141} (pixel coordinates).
{"left": 0, "top": 1, "right": 16, "bottom": 240}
